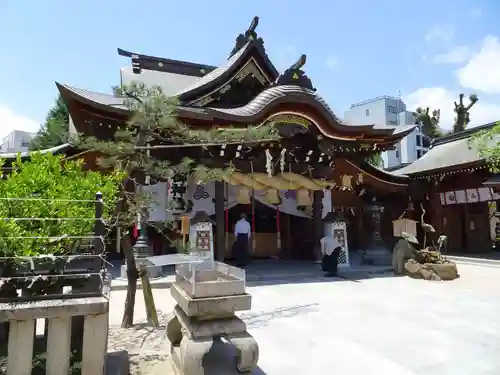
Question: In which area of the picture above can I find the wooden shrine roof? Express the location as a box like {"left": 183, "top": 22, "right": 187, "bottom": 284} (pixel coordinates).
{"left": 57, "top": 15, "right": 416, "bottom": 145}
{"left": 483, "top": 173, "right": 500, "bottom": 187}
{"left": 57, "top": 82, "right": 416, "bottom": 143}
{"left": 118, "top": 17, "right": 278, "bottom": 104}
{"left": 0, "top": 143, "right": 72, "bottom": 160}
{"left": 392, "top": 122, "right": 498, "bottom": 178}
{"left": 118, "top": 48, "right": 216, "bottom": 97}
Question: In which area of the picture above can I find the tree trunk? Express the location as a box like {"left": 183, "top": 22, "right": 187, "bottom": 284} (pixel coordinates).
{"left": 120, "top": 234, "right": 138, "bottom": 328}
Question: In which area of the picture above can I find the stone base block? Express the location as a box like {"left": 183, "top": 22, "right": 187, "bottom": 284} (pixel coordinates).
{"left": 223, "top": 332, "right": 259, "bottom": 372}
{"left": 173, "top": 305, "right": 246, "bottom": 339}
{"left": 166, "top": 315, "right": 259, "bottom": 375}
{"left": 170, "top": 283, "right": 252, "bottom": 317}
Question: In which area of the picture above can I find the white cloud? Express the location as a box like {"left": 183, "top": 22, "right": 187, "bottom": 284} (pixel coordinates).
{"left": 0, "top": 104, "right": 40, "bottom": 140}
{"left": 457, "top": 35, "right": 500, "bottom": 94}
{"left": 431, "top": 46, "right": 472, "bottom": 64}
{"left": 404, "top": 87, "right": 500, "bottom": 129}
{"left": 325, "top": 57, "right": 339, "bottom": 70}
{"left": 425, "top": 25, "right": 455, "bottom": 43}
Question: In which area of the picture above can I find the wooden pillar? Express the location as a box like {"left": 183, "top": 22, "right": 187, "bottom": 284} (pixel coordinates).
{"left": 430, "top": 182, "right": 443, "bottom": 235}
{"left": 312, "top": 190, "right": 324, "bottom": 261}
{"left": 214, "top": 181, "right": 226, "bottom": 261}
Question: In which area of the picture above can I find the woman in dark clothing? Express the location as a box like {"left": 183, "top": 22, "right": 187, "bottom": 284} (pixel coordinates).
{"left": 320, "top": 235, "right": 342, "bottom": 277}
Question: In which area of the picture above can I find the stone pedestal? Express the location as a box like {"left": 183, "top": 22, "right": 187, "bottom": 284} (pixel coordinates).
{"left": 166, "top": 281, "right": 258, "bottom": 375}
{"left": 363, "top": 202, "right": 392, "bottom": 265}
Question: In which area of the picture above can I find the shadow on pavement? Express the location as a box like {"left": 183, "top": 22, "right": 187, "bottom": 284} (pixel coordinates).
{"left": 107, "top": 258, "right": 397, "bottom": 288}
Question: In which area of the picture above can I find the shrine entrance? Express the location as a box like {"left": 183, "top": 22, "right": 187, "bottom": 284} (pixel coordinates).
{"left": 224, "top": 200, "right": 315, "bottom": 261}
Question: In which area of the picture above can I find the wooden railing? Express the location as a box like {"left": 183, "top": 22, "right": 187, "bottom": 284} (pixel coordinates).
{"left": 0, "top": 294, "right": 110, "bottom": 375}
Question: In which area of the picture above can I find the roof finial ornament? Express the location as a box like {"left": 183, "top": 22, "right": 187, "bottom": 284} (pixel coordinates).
{"left": 291, "top": 54, "right": 307, "bottom": 70}
{"left": 274, "top": 54, "right": 316, "bottom": 91}
{"left": 230, "top": 16, "right": 263, "bottom": 57}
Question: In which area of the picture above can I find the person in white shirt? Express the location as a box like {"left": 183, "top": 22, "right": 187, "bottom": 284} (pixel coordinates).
{"left": 233, "top": 213, "right": 251, "bottom": 267}
{"left": 320, "top": 234, "right": 342, "bottom": 277}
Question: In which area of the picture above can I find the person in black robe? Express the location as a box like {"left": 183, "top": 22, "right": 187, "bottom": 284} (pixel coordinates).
{"left": 320, "top": 235, "right": 342, "bottom": 277}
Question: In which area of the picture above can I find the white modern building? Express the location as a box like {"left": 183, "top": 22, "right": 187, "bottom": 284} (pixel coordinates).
{"left": 0, "top": 130, "right": 35, "bottom": 153}
{"left": 344, "top": 96, "right": 430, "bottom": 169}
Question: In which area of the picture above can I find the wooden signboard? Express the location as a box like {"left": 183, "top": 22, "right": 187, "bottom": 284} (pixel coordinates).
{"left": 392, "top": 218, "right": 418, "bottom": 238}
{"left": 189, "top": 221, "right": 214, "bottom": 261}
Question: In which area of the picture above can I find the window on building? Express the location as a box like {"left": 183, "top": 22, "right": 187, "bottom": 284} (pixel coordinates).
{"left": 416, "top": 135, "right": 421, "bottom": 147}
{"left": 387, "top": 106, "right": 397, "bottom": 113}
{"left": 417, "top": 150, "right": 423, "bottom": 158}
{"left": 365, "top": 109, "right": 370, "bottom": 116}
{"left": 395, "top": 150, "right": 400, "bottom": 158}
{"left": 21, "top": 141, "right": 30, "bottom": 148}
{"left": 387, "top": 120, "right": 397, "bottom": 125}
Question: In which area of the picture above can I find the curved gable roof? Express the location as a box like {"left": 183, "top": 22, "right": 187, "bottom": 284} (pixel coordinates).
{"left": 56, "top": 82, "right": 416, "bottom": 143}
{"left": 205, "top": 85, "right": 416, "bottom": 141}
{"left": 175, "top": 40, "right": 279, "bottom": 103}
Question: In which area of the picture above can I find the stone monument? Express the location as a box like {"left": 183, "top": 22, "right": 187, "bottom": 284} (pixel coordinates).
{"left": 165, "top": 261, "right": 258, "bottom": 374}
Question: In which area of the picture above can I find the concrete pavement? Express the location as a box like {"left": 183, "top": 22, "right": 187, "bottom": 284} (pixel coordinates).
{"left": 108, "top": 263, "right": 500, "bottom": 374}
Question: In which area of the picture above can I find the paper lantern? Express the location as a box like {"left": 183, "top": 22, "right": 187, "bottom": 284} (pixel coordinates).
{"left": 341, "top": 174, "right": 353, "bottom": 189}
{"left": 263, "top": 189, "right": 281, "bottom": 205}
{"left": 236, "top": 187, "right": 252, "bottom": 204}
{"left": 296, "top": 188, "right": 313, "bottom": 207}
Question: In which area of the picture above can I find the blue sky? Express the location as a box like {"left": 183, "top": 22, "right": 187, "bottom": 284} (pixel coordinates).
{"left": 1, "top": 0, "right": 499, "bottom": 138}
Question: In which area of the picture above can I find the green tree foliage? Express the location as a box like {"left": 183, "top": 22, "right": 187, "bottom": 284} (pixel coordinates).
{"left": 29, "top": 95, "right": 69, "bottom": 151}
{"left": 0, "top": 153, "right": 124, "bottom": 256}
{"left": 365, "top": 153, "right": 383, "bottom": 168}
{"left": 74, "top": 83, "right": 279, "bottom": 327}
{"left": 414, "top": 107, "right": 442, "bottom": 138}
{"left": 473, "top": 121, "right": 500, "bottom": 173}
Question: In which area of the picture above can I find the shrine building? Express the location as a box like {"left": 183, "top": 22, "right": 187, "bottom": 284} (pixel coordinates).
{"left": 391, "top": 122, "right": 500, "bottom": 255}
{"left": 52, "top": 16, "right": 419, "bottom": 264}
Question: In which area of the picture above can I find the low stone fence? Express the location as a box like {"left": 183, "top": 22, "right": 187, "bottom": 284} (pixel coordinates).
{"left": 0, "top": 294, "right": 110, "bottom": 375}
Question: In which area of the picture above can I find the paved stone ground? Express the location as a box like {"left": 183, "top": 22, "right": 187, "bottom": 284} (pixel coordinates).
{"left": 108, "top": 264, "right": 500, "bottom": 375}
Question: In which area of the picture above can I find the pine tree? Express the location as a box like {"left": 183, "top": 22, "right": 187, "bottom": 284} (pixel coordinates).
{"left": 30, "top": 95, "right": 69, "bottom": 151}
{"left": 73, "top": 83, "right": 278, "bottom": 327}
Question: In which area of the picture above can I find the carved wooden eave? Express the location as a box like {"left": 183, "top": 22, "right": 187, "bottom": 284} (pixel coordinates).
{"left": 57, "top": 83, "right": 416, "bottom": 149}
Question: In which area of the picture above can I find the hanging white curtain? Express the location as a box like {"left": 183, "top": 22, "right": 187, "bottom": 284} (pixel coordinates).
{"left": 145, "top": 180, "right": 333, "bottom": 222}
